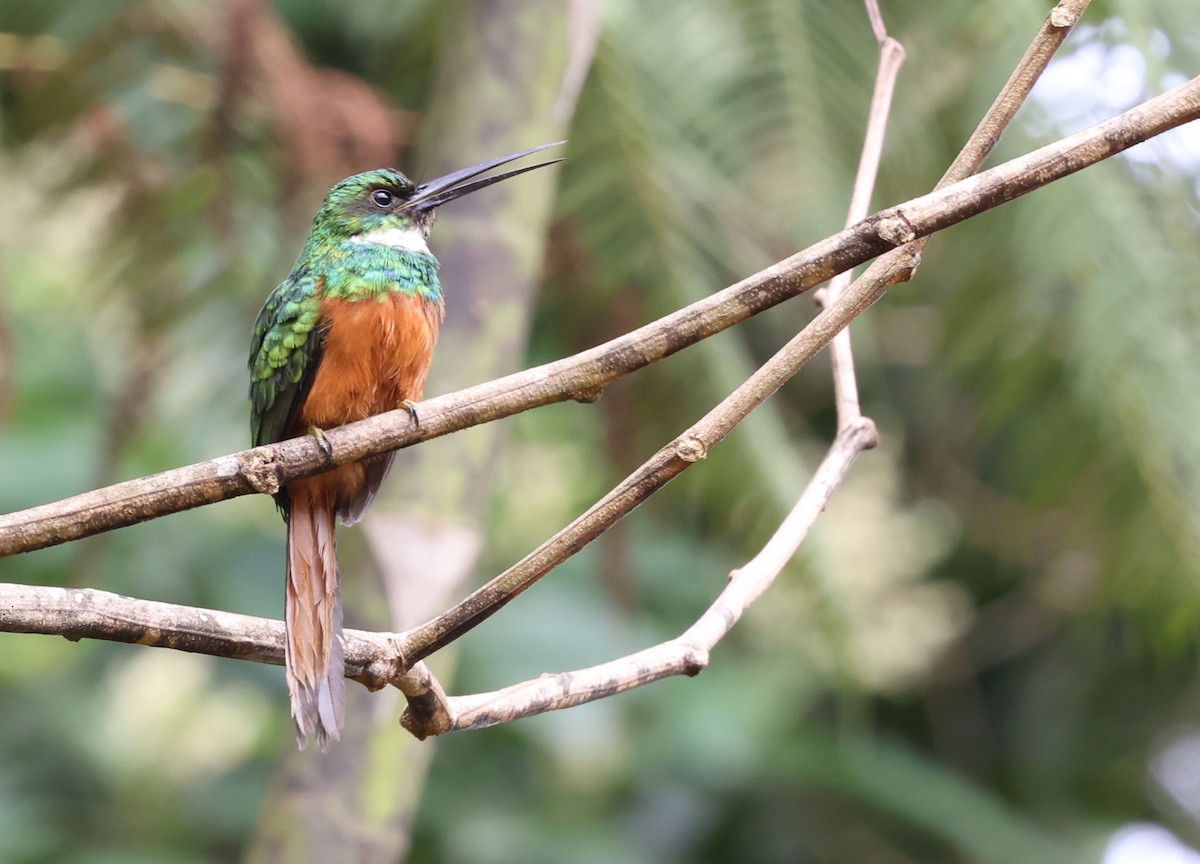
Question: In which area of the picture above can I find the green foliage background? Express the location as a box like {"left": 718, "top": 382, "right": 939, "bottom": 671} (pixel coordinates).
{"left": 1, "top": 1, "right": 1199, "bottom": 862}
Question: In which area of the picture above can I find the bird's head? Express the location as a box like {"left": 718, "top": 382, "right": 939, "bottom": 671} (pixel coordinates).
{"left": 310, "top": 141, "right": 564, "bottom": 251}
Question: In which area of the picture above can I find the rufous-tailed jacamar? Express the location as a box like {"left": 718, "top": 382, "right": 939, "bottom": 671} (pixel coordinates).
{"left": 249, "top": 142, "right": 562, "bottom": 748}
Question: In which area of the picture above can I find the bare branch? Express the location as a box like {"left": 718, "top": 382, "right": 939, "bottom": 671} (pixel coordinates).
{"left": 864, "top": 0, "right": 887, "bottom": 47}
{"left": 1, "top": 67, "right": 1194, "bottom": 559}
{"left": 818, "top": 9, "right": 906, "bottom": 427}
{"left": 399, "top": 420, "right": 878, "bottom": 736}
{"left": 0, "top": 582, "right": 404, "bottom": 691}
{"left": 748, "top": 0, "right": 902, "bottom": 664}
{"left": 943, "top": 0, "right": 1090, "bottom": 186}
{"left": 821, "top": 0, "right": 1091, "bottom": 427}
{"left": 811, "top": 0, "right": 1096, "bottom": 399}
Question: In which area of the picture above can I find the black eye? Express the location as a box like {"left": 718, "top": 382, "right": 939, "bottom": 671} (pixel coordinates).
{"left": 370, "top": 189, "right": 396, "bottom": 208}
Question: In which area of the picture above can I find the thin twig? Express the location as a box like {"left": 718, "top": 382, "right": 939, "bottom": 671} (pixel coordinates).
{"left": 817, "top": 0, "right": 906, "bottom": 428}
{"left": 809, "top": 0, "right": 1096, "bottom": 401}
{"left": 865, "top": 0, "right": 887, "bottom": 45}
{"left": 1, "top": 67, "right": 1192, "bottom": 558}
{"left": 820, "top": 0, "right": 1090, "bottom": 427}
{"left": 941, "top": 0, "right": 1090, "bottom": 189}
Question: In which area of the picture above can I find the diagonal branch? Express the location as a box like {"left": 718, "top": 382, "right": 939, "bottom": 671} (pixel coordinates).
{"left": 2, "top": 68, "right": 1196, "bottom": 559}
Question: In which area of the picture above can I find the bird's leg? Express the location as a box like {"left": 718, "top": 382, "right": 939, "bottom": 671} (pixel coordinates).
{"left": 399, "top": 399, "right": 421, "bottom": 429}
{"left": 308, "top": 425, "right": 335, "bottom": 462}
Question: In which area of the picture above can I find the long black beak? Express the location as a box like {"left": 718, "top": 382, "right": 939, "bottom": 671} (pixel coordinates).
{"left": 407, "top": 141, "right": 565, "bottom": 213}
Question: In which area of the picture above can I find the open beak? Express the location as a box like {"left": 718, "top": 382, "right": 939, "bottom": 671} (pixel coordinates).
{"left": 407, "top": 141, "right": 566, "bottom": 213}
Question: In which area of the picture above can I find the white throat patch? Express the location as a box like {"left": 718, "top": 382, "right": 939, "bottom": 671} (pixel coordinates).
{"left": 351, "top": 226, "right": 430, "bottom": 255}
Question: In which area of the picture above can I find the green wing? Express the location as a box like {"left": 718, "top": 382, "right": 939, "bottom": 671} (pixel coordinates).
{"left": 249, "top": 273, "right": 325, "bottom": 448}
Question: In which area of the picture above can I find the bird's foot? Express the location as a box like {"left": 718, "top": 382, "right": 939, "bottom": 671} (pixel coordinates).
{"left": 308, "top": 425, "right": 334, "bottom": 462}
{"left": 399, "top": 399, "right": 421, "bottom": 429}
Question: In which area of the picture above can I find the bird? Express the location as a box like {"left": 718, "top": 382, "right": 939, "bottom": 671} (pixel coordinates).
{"left": 249, "top": 142, "right": 563, "bottom": 748}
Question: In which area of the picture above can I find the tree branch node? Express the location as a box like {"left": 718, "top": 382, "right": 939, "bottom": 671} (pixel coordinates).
{"left": 849, "top": 416, "right": 880, "bottom": 451}
{"left": 681, "top": 647, "right": 709, "bottom": 676}
{"left": 1049, "top": 4, "right": 1081, "bottom": 28}
{"left": 675, "top": 435, "right": 708, "bottom": 463}
{"left": 876, "top": 210, "right": 918, "bottom": 245}
{"left": 235, "top": 451, "right": 283, "bottom": 496}
{"left": 397, "top": 661, "right": 454, "bottom": 739}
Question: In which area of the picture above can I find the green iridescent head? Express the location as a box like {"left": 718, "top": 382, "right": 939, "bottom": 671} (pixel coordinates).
{"left": 314, "top": 168, "right": 429, "bottom": 240}
{"left": 310, "top": 141, "right": 567, "bottom": 243}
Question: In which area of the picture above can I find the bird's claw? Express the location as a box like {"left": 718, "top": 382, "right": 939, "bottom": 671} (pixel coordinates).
{"left": 308, "top": 425, "right": 334, "bottom": 462}
{"left": 400, "top": 399, "right": 421, "bottom": 429}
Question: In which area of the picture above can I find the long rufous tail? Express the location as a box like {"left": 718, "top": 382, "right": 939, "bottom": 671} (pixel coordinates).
{"left": 285, "top": 483, "right": 345, "bottom": 749}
